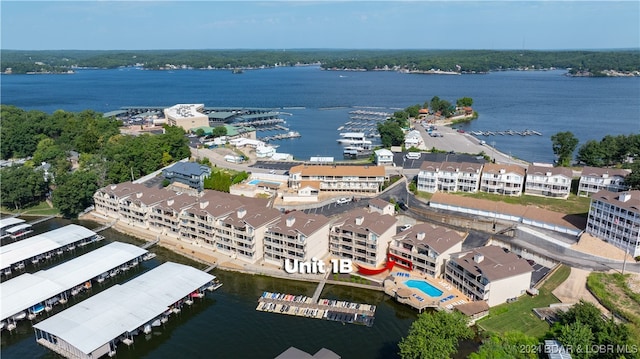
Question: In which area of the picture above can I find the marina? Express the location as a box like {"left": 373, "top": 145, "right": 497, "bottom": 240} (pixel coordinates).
{"left": 256, "top": 291, "right": 376, "bottom": 327}
{"left": 0, "top": 242, "right": 147, "bottom": 331}
{"left": 0, "top": 224, "right": 104, "bottom": 277}
{"left": 33, "top": 262, "right": 220, "bottom": 359}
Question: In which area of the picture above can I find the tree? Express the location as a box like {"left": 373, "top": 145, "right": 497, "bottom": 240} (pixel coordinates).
{"left": 52, "top": 170, "right": 99, "bottom": 218}
{"left": 469, "top": 331, "right": 539, "bottom": 359}
{"left": 212, "top": 126, "right": 227, "bottom": 138}
{"left": 551, "top": 131, "right": 579, "bottom": 167}
{"left": 0, "top": 165, "right": 49, "bottom": 209}
{"left": 398, "top": 310, "right": 473, "bottom": 359}
{"left": 559, "top": 322, "right": 594, "bottom": 359}
{"left": 377, "top": 120, "right": 405, "bottom": 147}
{"left": 456, "top": 97, "right": 474, "bottom": 107}
{"left": 195, "top": 128, "right": 206, "bottom": 137}
{"left": 625, "top": 162, "right": 640, "bottom": 190}
{"left": 32, "top": 137, "right": 65, "bottom": 165}
{"left": 576, "top": 140, "right": 604, "bottom": 166}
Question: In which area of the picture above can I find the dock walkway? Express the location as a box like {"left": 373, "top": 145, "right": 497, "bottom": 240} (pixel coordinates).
{"left": 141, "top": 238, "right": 159, "bottom": 249}
{"left": 93, "top": 221, "right": 116, "bottom": 233}
{"left": 27, "top": 215, "right": 56, "bottom": 226}
{"left": 311, "top": 271, "right": 330, "bottom": 303}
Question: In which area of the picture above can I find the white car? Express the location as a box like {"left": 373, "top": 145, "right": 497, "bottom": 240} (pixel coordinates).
{"left": 400, "top": 224, "right": 413, "bottom": 231}
{"left": 336, "top": 197, "right": 351, "bottom": 205}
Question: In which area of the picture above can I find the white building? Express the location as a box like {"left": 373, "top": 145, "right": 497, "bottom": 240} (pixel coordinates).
{"left": 417, "top": 161, "right": 483, "bottom": 193}
{"left": 480, "top": 163, "right": 526, "bottom": 196}
{"left": 586, "top": 190, "right": 640, "bottom": 257}
{"left": 444, "top": 245, "right": 533, "bottom": 307}
{"left": 578, "top": 166, "right": 631, "bottom": 197}
{"left": 163, "top": 104, "right": 209, "bottom": 131}
{"left": 524, "top": 165, "right": 573, "bottom": 199}
{"left": 404, "top": 130, "right": 423, "bottom": 148}
{"left": 374, "top": 149, "right": 394, "bottom": 166}
{"left": 288, "top": 164, "right": 386, "bottom": 194}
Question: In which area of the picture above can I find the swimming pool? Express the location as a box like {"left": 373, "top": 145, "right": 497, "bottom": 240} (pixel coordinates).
{"left": 247, "top": 179, "right": 281, "bottom": 186}
{"left": 405, "top": 280, "right": 443, "bottom": 298}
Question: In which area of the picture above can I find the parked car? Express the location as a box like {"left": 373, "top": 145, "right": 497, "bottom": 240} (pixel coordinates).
{"left": 400, "top": 224, "right": 412, "bottom": 231}
{"left": 397, "top": 201, "right": 408, "bottom": 211}
{"left": 336, "top": 197, "right": 351, "bottom": 205}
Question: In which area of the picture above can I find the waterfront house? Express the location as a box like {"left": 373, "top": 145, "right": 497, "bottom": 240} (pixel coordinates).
{"left": 524, "top": 164, "right": 573, "bottom": 199}
{"left": 444, "top": 245, "right": 533, "bottom": 307}
{"left": 288, "top": 164, "right": 386, "bottom": 194}
{"left": 586, "top": 190, "right": 640, "bottom": 257}
{"left": 162, "top": 161, "right": 211, "bottom": 192}
{"left": 329, "top": 208, "right": 397, "bottom": 267}
{"left": 480, "top": 163, "right": 526, "bottom": 196}
{"left": 163, "top": 104, "right": 210, "bottom": 131}
{"left": 404, "top": 130, "right": 423, "bottom": 148}
{"left": 374, "top": 149, "right": 394, "bottom": 166}
{"left": 417, "top": 161, "right": 483, "bottom": 193}
{"left": 93, "top": 182, "right": 149, "bottom": 218}
{"left": 577, "top": 166, "right": 631, "bottom": 197}
{"left": 263, "top": 211, "right": 332, "bottom": 266}
{"left": 388, "top": 224, "right": 465, "bottom": 277}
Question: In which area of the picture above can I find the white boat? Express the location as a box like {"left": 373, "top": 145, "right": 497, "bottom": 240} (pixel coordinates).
{"left": 143, "top": 325, "right": 152, "bottom": 334}
{"left": 337, "top": 132, "right": 371, "bottom": 145}
{"left": 142, "top": 252, "right": 157, "bottom": 261}
{"left": 207, "top": 282, "right": 223, "bottom": 291}
{"left": 185, "top": 299, "right": 194, "bottom": 306}
{"left": 151, "top": 319, "right": 162, "bottom": 327}
{"left": 13, "top": 312, "right": 26, "bottom": 321}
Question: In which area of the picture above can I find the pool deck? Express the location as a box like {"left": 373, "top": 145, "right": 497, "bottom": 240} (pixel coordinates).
{"left": 383, "top": 270, "right": 469, "bottom": 312}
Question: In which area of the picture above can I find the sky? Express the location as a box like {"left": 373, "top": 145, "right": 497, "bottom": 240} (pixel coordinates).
{"left": 1, "top": 1, "right": 639, "bottom": 50}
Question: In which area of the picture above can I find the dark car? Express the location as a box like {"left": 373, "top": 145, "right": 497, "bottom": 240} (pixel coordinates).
{"left": 397, "top": 201, "right": 408, "bottom": 211}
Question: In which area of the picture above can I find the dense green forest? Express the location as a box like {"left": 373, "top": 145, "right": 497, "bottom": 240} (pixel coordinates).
{"left": 2, "top": 49, "right": 638, "bottom": 75}
{"left": 0, "top": 105, "right": 190, "bottom": 217}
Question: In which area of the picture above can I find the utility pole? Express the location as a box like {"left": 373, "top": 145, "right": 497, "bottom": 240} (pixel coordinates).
{"left": 622, "top": 248, "right": 629, "bottom": 275}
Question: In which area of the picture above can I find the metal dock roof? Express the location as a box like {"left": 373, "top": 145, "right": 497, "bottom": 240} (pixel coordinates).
{"left": 5, "top": 223, "right": 32, "bottom": 234}
{"left": 0, "top": 225, "right": 97, "bottom": 270}
{"left": 1, "top": 242, "right": 147, "bottom": 321}
{"left": 0, "top": 217, "right": 25, "bottom": 230}
{"left": 34, "top": 262, "right": 215, "bottom": 356}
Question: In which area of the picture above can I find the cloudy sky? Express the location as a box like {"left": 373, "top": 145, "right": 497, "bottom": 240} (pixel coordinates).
{"left": 2, "top": 1, "right": 639, "bottom": 50}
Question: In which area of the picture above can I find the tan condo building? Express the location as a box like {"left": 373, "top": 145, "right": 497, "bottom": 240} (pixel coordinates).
{"left": 388, "top": 224, "right": 466, "bottom": 278}
{"left": 586, "top": 190, "right": 640, "bottom": 257}
{"left": 163, "top": 104, "right": 210, "bottom": 131}
{"left": 263, "top": 211, "right": 332, "bottom": 266}
{"left": 329, "top": 208, "right": 397, "bottom": 267}
{"left": 444, "top": 245, "right": 533, "bottom": 306}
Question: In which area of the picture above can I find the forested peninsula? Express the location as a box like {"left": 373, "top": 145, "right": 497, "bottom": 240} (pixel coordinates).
{"left": 2, "top": 49, "right": 638, "bottom": 76}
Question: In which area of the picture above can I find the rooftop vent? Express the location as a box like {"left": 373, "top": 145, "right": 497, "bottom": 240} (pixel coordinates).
{"left": 619, "top": 192, "right": 632, "bottom": 203}
{"left": 237, "top": 208, "right": 247, "bottom": 219}
{"left": 355, "top": 216, "right": 364, "bottom": 226}
{"left": 417, "top": 232, "right": 426, "bottom": 241}
{"left": 199, "top": 200, "right": 209, "bottom": 209}
{"left": 286, "top": 216, "right": 296, "bottom": 227}
{"left": 473, "top": 253, "right": 484, "bottom": 263}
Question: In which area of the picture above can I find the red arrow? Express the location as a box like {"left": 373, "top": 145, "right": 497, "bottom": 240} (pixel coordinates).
{"left": 355, "top": 260, "right": 395, "bottom": 275}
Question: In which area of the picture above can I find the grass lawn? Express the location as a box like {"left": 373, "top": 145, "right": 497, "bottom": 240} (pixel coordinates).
{"left": 1, "top": 201, "right": 60, "bottom": 216}
{"left": 456, "top": 192, "right": 591, "bottom": 216}
{"left": 477, "top": 264, "right": 571, "bottom": 338}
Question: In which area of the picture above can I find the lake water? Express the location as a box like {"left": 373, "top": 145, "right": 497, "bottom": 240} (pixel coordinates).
{"left": 2, "top": 66, "right": 639, "bottom": 163}
{"left": 4, "top": 218, "right": 476, "bottom": 359}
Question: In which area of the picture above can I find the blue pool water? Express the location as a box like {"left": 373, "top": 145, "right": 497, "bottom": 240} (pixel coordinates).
{"left": 405, "top": 280, "right": 443, "bottom": 298}
{"left": 247, "top": 179, "right": 281, "bottom": 186}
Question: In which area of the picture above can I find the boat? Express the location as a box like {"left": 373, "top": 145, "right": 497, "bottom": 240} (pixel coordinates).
{"left": 13, "top": 312, "right": 26, "bottom": 321}
{"left": 343, "top": 144, "right": 373, "bottom": 159}
{"left": 143, "top": 252, "right": 157, "bottom": 261}
{"left": 185, "top": 299, "right": 194, "bottom": 306}
{"left": 143, "top": 325, "right": 152, "bottom": 334}
{"left": 337, "top": 132, "right": 371, "bottom": 145}
{"left": 151, "top": 319, "right": 162, "bottom": 327}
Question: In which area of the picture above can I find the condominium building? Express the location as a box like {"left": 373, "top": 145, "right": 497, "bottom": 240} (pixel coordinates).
{"left": 288, "top": 164, "right": 386, "bottom": 194}
{"left": 118, "top": 187, "right": 176, "bottom": 228}
{"left": 329, "top": 208, "right": 397, "bottom": 267}
{"left": 162, "top": 161, "right": 211, "bottom": 191}
{"left": 388, "top": 224, "right": 466, "bottom": 278}
{"left": 163, "top": 104, "right": 209, "bottom": 131}
{"left": 180, "top": 193, "right": 280, "bottom": 264}
{"left": 578, "top": 166, "right": 631, "bottom": 197}
{"left": 93, "top": 181, "right": 148, "bottom": 218}
{"left": 480, "top": 163, "right": 526, "bottom": 196}
{"left": 368, "top": 198, "right": 395, "bottom": 216}
{"left": 524, "top": 165, "right": 573, "bottom": 199}
{"left": 444, "top": 245, "right": 533, "bottom": 306}
{"left": 586, "top": 190, "right": 640, "bottom": 257}
{"left": 417, "top": 161, "right": 483, "bottom": 193}
{"left": 148, "top": 193, "right": 198, "bottom": 236}
{"left": 263, "top": 211, "right": 332, "bottom": 266}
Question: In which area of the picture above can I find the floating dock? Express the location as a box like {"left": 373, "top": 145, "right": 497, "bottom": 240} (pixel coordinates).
{"left": 256, "top": 291, "right": 376, "bottom": 327}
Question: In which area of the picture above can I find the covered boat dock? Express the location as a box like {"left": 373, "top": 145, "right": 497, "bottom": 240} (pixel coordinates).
{"left": 0, "top": 217, "right": 26, "bottom": 239}
{"left": 0, "top": 225, "right": 102, "bottom": 276}
{"left": 34, "top": 262, "right": 217, "bottom": 359}
{"left": 1, "top": 242, "right": 147, "bottom": 329}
